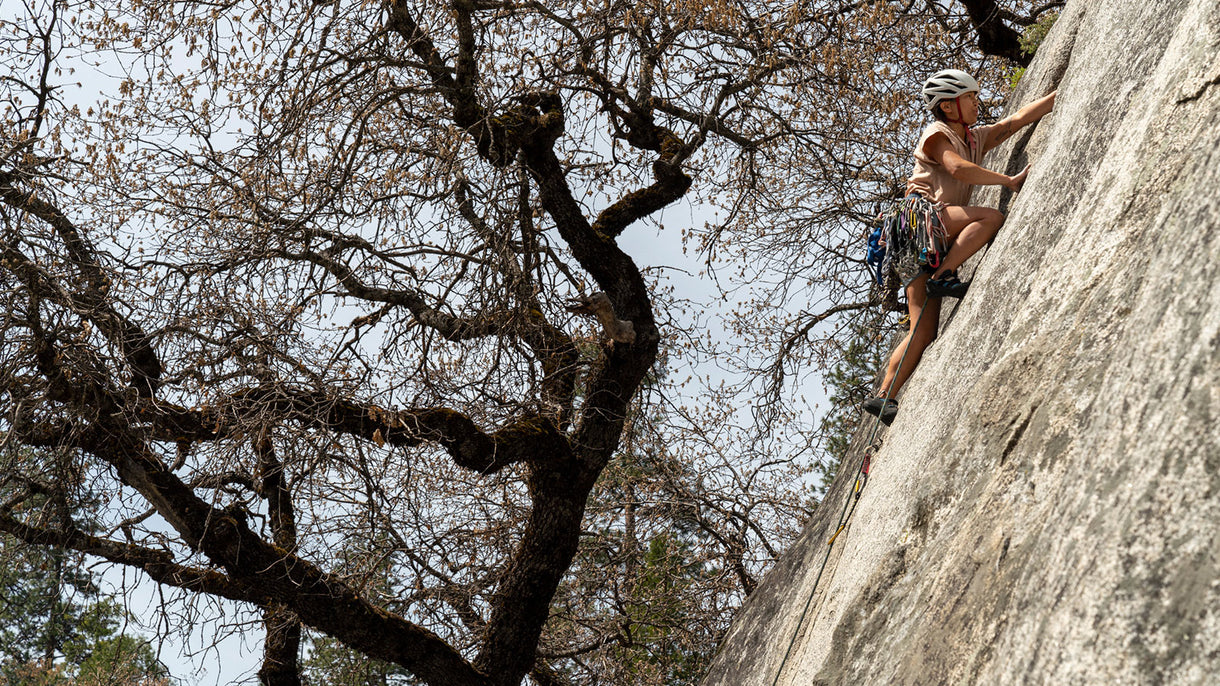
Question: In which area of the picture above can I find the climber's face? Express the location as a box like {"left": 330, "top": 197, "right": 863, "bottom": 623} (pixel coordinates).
{"left": 941, "top": 91, "right": 980, "bottom": 125}
{"left": 951, "top": 91, "right": 980, "bottom": 125}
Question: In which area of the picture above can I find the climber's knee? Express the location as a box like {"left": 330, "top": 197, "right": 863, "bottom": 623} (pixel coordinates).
{"left": 983, "top": 208, "right": 1005, "bottom": 235}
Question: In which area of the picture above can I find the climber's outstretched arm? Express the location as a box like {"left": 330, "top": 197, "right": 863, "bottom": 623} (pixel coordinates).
{"left": 984, "top": 90, "right": 1057, "bottom": 153}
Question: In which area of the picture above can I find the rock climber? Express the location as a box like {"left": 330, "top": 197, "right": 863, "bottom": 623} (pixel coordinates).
{"left": 864, "top": 69, "right": 1056, "bottom": 426}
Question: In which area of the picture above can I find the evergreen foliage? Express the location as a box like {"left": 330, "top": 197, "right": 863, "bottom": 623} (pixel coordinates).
{"left": 302, "top": 635, "right": 413, "bottom": 686}
{"left": 0, "top": 531, "right": 168, "bottom": 685}
{"left": 815, "top": 316, "right": 894, "bottom": 495}
{"left": 0, "top": 451, "right": 168, "bottom": 685}
{"left": 1009, "top": 11, "right": 1061, "bottom": 86}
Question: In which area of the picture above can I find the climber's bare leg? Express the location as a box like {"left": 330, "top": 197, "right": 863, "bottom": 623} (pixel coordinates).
{"left": 931, "top": 205, "right": 1005, "bottom": 279}
{"left": 878, "top": 275, "right": 942, "bottom": 400}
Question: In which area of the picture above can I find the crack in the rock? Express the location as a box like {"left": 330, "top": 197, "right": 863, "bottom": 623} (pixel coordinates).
{"left": 1176, "top": 73, "right": 1220, "bottom": 104}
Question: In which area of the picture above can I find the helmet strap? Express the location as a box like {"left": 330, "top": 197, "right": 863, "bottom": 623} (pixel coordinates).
{"left": 945, "top": 95, "right": 976, "bottom": 151}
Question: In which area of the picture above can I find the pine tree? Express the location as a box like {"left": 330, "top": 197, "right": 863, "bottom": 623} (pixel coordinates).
{"left": 0, "top": 450, "right": 168, "bottom": 685}
{"left": 814, "top": 314, "right": 897, "bottom": 495}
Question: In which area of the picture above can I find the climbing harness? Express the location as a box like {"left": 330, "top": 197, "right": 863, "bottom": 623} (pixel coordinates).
{"left": 768, "top": 303, "right": 929, "bottom": 686}
{"left": 866, "top": 195, "right": 950, "bottom": 311}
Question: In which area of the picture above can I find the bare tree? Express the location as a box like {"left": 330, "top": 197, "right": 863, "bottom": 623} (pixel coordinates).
{"left": 0, "top": 0, "right": 1055, "bottom": 684}
{"left": 0, "top": 0, "right": 827, "bottom": 683}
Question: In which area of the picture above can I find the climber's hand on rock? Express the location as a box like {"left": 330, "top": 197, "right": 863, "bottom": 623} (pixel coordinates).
{"left": 1005, "top": 165, "right": 1030, "bottom": 193}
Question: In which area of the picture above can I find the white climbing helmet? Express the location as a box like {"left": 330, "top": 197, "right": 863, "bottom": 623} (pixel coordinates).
{"left": 922, "top": 69, "right": 980, "bottom": 111}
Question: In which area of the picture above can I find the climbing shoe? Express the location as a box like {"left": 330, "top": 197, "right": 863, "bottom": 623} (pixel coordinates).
{"left": 863, "top": 397, "right": 899, "bottom": 426}
{"left": 926, "top": 271, "right": 969, "bottom": 299}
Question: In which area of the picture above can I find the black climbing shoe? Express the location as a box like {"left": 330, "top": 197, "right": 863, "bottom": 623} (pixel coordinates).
{"left": 863, "top": 397, "right": 899, "bottom": 426}
{"left": 926, "top": 271, "right": 969, "bottom": 299}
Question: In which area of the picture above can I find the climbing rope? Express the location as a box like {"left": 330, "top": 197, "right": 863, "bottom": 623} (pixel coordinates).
{"left": 768, "top": 302, "right": 930, "bottom": 686}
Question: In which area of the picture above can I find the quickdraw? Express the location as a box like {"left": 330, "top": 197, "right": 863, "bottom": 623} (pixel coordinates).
{"left": 866, "top": 194, "right": 950, "bottom": 299}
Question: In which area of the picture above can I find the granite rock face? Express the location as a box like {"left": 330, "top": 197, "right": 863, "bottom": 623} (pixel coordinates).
{"left": 703, "top": 1, "right": 1220, "bottom": 684}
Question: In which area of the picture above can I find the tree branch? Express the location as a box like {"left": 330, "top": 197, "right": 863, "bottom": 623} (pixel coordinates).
{"left": 76, "top": 416, "right": 492, "bottom": 686}
{"left": 0, "top": 176, "right": 163, "bottom": 396}
{"left": 384, "top": 1, "right": 563, "bottom": 166}
{"left": 0, "top": 511, "right": 260, "bottom": 606}
{"left": 256, "top": 434, "right": 303, "bottom": 686}
{"left": 959, "top": 0, "right": 1030, "bottom": 65}
{"left": 148, "top": 388, "right": 568, "bottom": 475}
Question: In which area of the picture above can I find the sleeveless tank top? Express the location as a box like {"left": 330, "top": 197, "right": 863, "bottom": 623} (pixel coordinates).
{"left": 905, "top": 121, "right": 992, "bottom": 207}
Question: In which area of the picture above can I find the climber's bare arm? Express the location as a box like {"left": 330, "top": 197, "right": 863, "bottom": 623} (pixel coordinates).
{"left": 926, "top": 134, "right": 1027, "bottom": 192}
{"left": 984, "top": 91, "right": 1057, "bottom": 153}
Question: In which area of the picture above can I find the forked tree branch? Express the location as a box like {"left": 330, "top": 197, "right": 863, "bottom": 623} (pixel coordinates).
{"left": 0, "top": 176, "right": 163, "bottom": 396}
